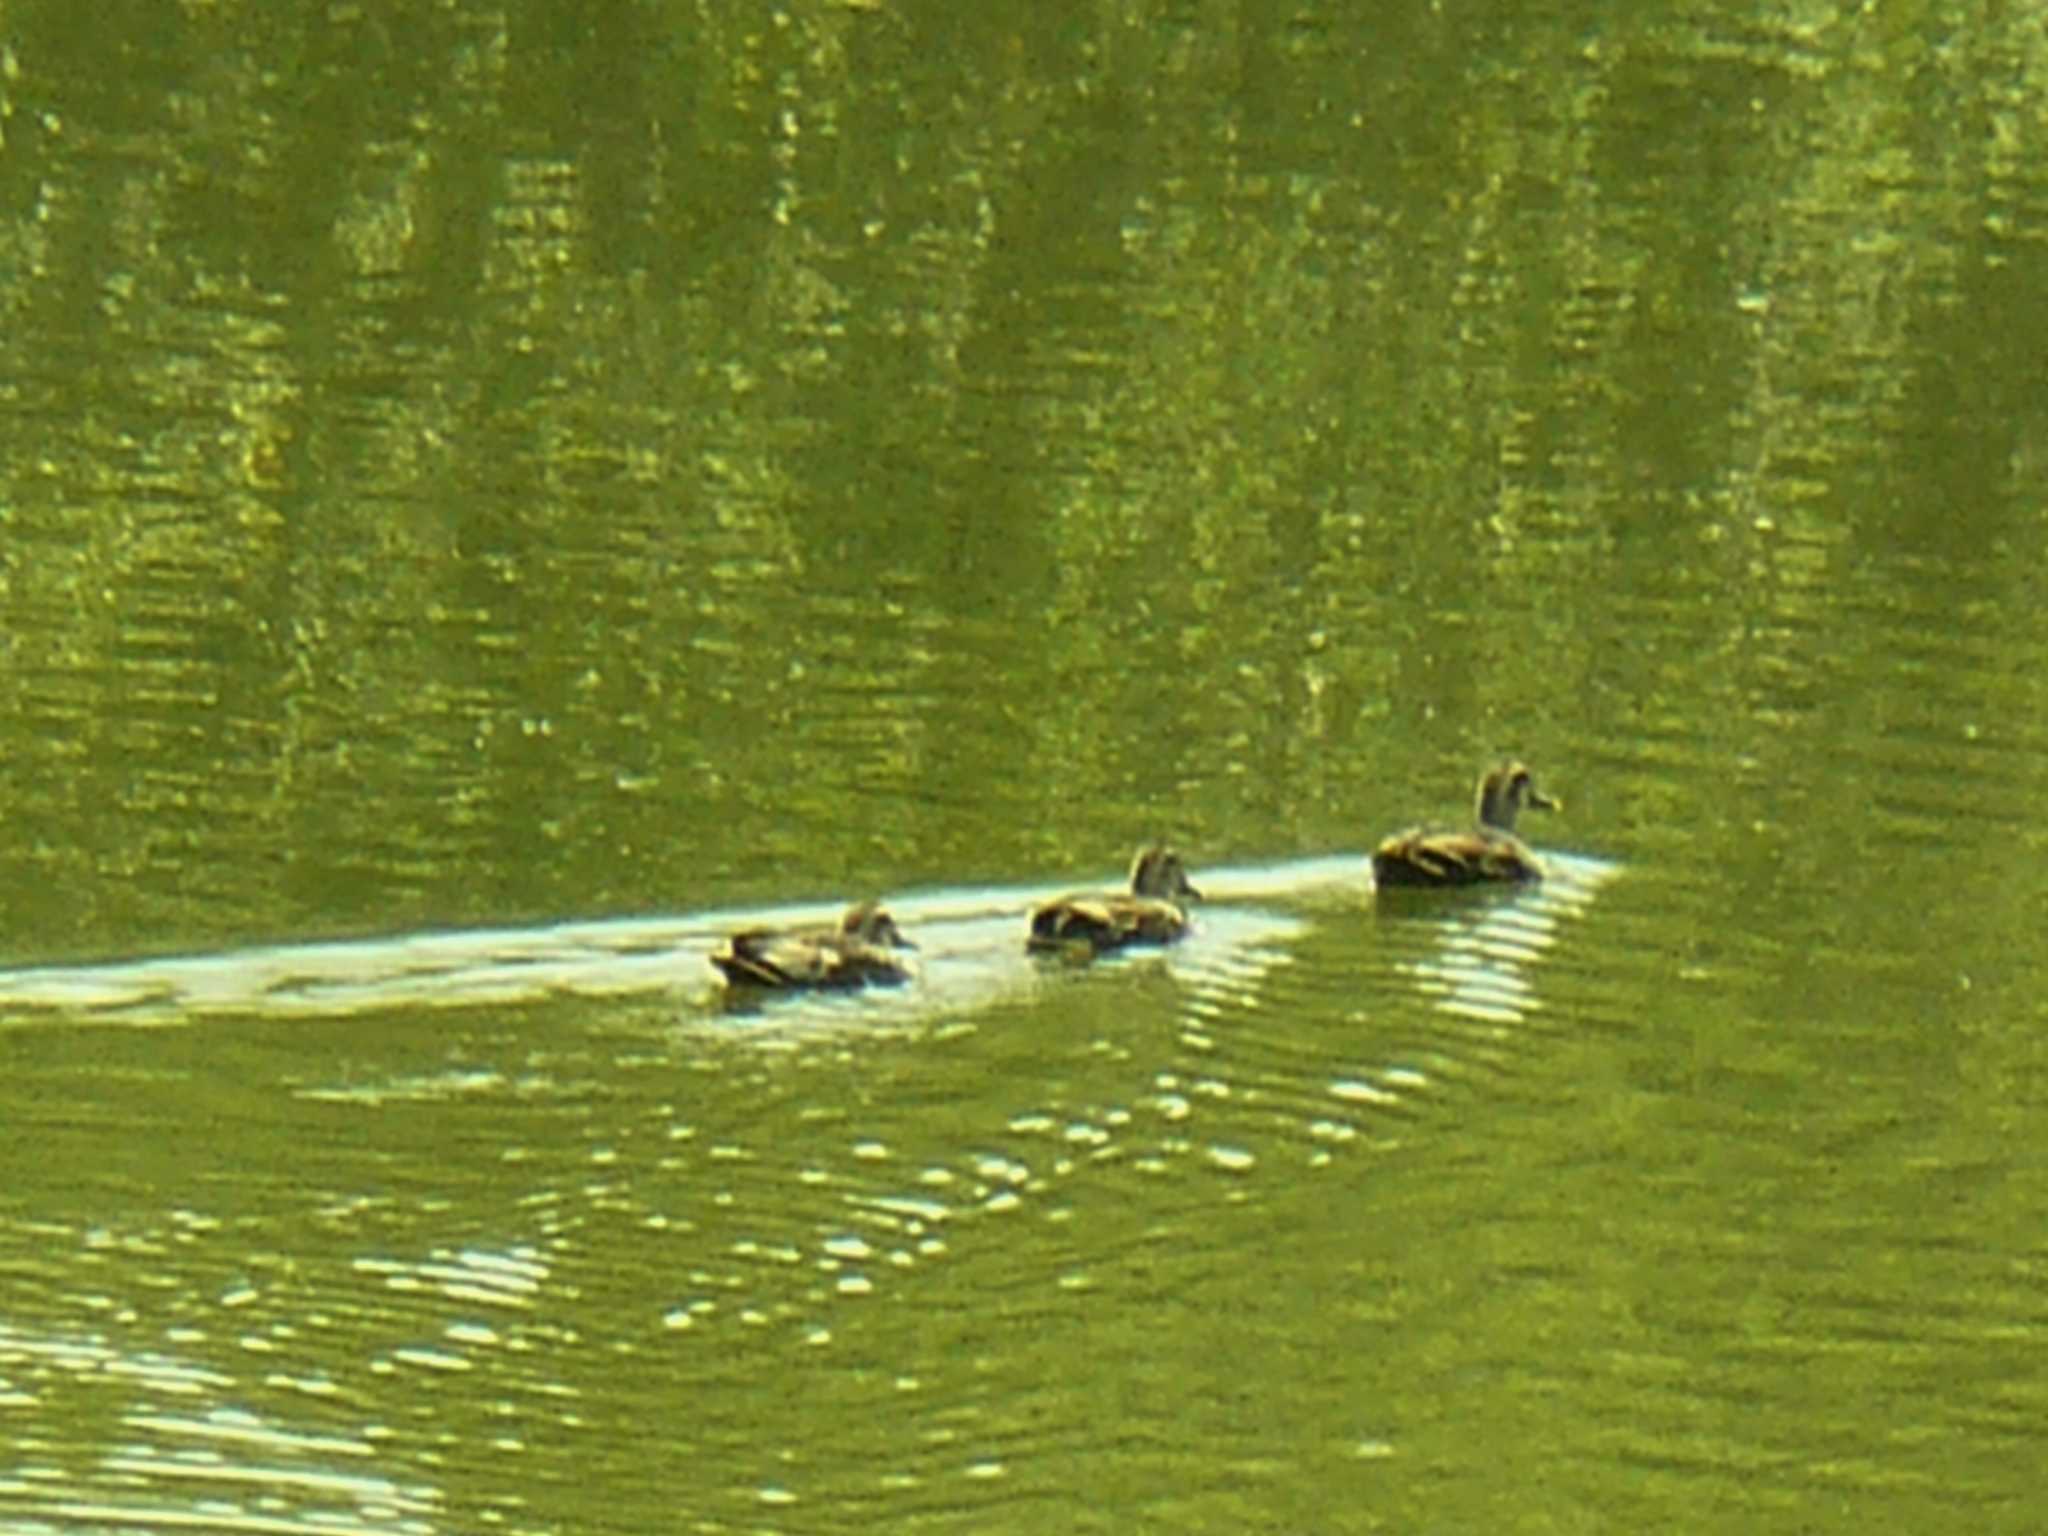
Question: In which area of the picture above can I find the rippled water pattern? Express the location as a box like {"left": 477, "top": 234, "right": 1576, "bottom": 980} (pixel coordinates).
{"left": 0, "top": 850, "right": 1625, "bottom": 1532}
{"left": 6, "top": 1, "right": 2048, "bottom": 1532}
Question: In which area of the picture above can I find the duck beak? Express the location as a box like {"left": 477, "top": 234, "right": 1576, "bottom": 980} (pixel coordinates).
{"left": 1181, "top": 880, "right": 1203, "bottom": 901}
{"left": 1531, "top": 790, "right": 1561, "bottom": 813}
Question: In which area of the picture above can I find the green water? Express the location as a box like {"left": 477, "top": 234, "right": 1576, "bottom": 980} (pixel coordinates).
{"left": 3, "top": 2, "right": 2046, "bottom": 1531}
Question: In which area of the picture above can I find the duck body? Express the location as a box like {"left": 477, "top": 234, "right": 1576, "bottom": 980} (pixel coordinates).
{"left": 1370, "top": 828, "right": 1546, "bottom": 886}
{"left": 1372, "top": 761, "right": 1559, "bottom": 889}
{"left": 1028, "top": 845, "right": 1202, "bottom": 957}
{"left": 711, "top": 901, "right": 917, "bottom": 989}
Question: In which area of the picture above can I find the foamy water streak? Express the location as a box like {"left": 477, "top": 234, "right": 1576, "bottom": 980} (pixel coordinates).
{"left": 0, "top": 855, "right": 1392, "bottom": 1025}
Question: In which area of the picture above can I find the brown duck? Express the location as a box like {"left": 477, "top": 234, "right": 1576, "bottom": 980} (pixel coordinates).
{"left": 1027, "top": 845, "right": 1203, "bottom": 956}
{"left": 710, "top": 901, "right": 917, "bottom": 989}
{"left": 1372, "top": 761, "right": 1560, "bottom": 887}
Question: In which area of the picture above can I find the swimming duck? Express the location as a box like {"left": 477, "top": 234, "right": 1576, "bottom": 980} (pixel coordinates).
{"left": 1027, "top": 845, "right": 1203, "bottom": 956}
{"left": 710, "top": 901, "right": 918, "bottom": 989}
{"left": 1372, "top": 761, "right": 1560, "bottom": 887}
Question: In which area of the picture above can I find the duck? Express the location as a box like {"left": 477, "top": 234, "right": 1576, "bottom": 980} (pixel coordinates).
{"left": 1372, "top": 761, "right": 1560, "bottom": 887}
{"left": 710, "top": 901, "right": 918, "bottom": 989}
{"left": 1027, "top": 845, "right": 1203, "bottom": 956}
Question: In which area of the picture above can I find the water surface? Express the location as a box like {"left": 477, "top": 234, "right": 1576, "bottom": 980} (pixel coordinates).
{"left": 3, "top": 2, "right": 2047, "bottom": 1532}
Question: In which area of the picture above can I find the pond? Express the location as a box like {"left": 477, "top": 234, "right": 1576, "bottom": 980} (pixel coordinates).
{"left": 2, "top": 2, "right": 2045, "bottom": 1532}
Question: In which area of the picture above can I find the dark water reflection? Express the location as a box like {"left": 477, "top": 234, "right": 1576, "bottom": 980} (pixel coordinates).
{"left": 7, "top": 0, "right": 2048, "bottom": 1530}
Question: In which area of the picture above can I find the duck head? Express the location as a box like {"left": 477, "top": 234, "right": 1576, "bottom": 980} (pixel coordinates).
{"left": 1475, "top": 762, "right": 1559, "bottom": 833}
{"left": 1127, "top": 845, "right": 1202, "bottom": 902}
{"left": 841, "top": 902, "right": 916, "bottom": 948}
